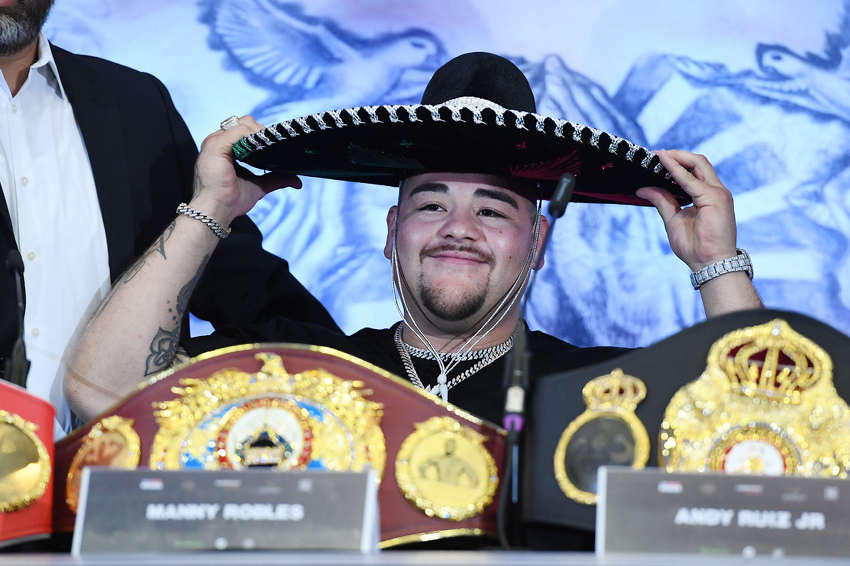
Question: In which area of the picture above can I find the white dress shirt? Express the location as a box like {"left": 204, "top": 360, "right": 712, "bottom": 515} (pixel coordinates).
{"left": 0, "top": 32, "right": 111, "bottom": 439}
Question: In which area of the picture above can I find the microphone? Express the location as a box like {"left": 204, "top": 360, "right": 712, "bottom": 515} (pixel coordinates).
{"left": 5, "top": 250, "right": 30, "bottom": 388}
{"left": 503, "top": 173, "right": 575, "bottom": 430}
{"left": 498, "top": 173, "right": 575, "bottom": 548}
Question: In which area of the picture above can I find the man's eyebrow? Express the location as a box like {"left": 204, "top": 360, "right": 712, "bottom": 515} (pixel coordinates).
{"left": 407, "top": 182, "right": 448, "bottom": 198}
{"left": 475, "top": 188, "right": 519, "bottom": 209}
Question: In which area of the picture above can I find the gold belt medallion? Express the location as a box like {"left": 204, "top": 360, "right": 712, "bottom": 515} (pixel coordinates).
{"left": 66, "top": 416, "right": 141, "bottom": 512}
{"left": 149, "top": 353, "right": 386, "bottom": 477}
{"left": 661, "top": 319, "right": 850, "bottom": 476}
{"left": 553, "top": 369, "right": 649, "bottom": 505}
{"left": 396, "top": 416, "right": 498, "bottom": 521}
{"left": 0, "top": 410, "right": 51, "bottom": 513}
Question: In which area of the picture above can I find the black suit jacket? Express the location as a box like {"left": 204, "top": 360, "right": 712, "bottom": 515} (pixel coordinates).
{"left": 0, "top": 45, "right": 339, "bottom": 380}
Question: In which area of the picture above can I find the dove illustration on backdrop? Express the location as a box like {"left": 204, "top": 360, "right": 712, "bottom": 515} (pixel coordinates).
{"left": 208, "top": 0, "right": 446, "bottom": 120}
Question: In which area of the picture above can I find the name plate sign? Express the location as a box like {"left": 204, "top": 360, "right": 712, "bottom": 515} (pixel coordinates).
{"left": 72, "top": 469, "right": 378, "bottom": 555}
{"left": 597, "top": 467, "right": 850, "bottom": 558}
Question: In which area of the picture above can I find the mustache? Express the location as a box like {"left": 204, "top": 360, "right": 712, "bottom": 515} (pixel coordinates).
{"left": 420, "top": 244, "right": 494, "bottom": 264}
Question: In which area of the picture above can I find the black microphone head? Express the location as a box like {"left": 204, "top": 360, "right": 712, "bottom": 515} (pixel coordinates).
{"left": 6, "top": 250, "right": 24, "bottom": 275}
{"left": 548, "top": 173, "right": 575, "bottom": 219}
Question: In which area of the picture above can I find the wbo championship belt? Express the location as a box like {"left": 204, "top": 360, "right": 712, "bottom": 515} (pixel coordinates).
{"left": 54, "top": 344, "right": 505, "bottom": 547}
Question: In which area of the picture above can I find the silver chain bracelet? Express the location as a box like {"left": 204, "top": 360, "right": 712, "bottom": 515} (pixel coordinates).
{"left": 176, "top": 203, "right": 231, "bottom": 239}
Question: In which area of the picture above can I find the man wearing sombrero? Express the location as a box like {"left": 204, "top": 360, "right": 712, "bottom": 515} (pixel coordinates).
{"left": 65, "top": 52, "right": 762, "bottom": 425}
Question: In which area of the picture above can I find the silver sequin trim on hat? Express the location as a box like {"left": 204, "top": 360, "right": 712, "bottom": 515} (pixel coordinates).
{"left": 255, "top": 130, "right": 272, "bottom": 145}
{"left": 363, "top": 106, "right": 382, "bottom": 124}
{"left": 269, "top": 126, "right": 285, "bottom": 141}
{"left": 552, "top": 119, "right": 567, "bottom": 138}
{"left": 535, "top": 116, "right": 546, "bottom": 133}
{"left": 641, "top": 152, "right": 655, "bottom": 168}
{"left": 311, "top": 113, "right": 330, "bottom": 131}
{"left": 294, "top": 117, "right": 313, "bottom": 134}
{"left": 572, "top": 124, "right": 583, "bottom": 142}
{"left": 326, "top": 109, "right": 346, "bottom": 128}
{"left": 625, "top": 141, "right": 639, "bottom": 161}
{"left": 401, "top": 105, "right": 421, "bottom": 122}
{"left": 246, "top": 135, "right": 263, "bottom": 150}
{"left": 444, "top": 96, "right": 507, "bottom": 114}
{"left": 279, "top": 121, "right": 299, "bottom": 137}
{"left": 513, "top": 112, "right": 528, "bottom": 131}
{"left": 346, "top": 108, "right": 363, "bottom": 126}
{"left": 387, "top": 106, "right": 402, "bottom": 123}
{"left": 589, "top": 127, "right": 601, "bottom": 148}
{"left": 424, "top": 106, "right": 444, "bottom": 122}
{"left": 608, "top": 137, "right": 621, "bottom": 155}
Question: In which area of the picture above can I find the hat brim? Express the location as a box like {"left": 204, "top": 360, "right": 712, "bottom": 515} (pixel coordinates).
{"left": 234, "top": 97, "right": 689, "bottom": 206}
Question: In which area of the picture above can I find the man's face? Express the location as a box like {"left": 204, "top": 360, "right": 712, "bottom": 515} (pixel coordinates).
{"left": 0, "top": 0, "right": 54, "bottom": 57}
{"left": 384, "top": 172, "right": 546, "bottom": 332}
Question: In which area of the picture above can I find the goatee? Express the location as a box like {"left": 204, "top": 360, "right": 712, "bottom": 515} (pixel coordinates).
{"left": 419, "top": 277, "right": 489, "bottom": 322}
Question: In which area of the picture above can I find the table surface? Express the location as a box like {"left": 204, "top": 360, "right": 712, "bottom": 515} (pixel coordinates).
{"left": 1, "top": 551, "right": 849, "bottom": 566}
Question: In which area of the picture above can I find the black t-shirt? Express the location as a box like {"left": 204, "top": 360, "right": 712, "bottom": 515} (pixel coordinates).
{"left": 186, "top": 319, "right": 627, "bottom": 426}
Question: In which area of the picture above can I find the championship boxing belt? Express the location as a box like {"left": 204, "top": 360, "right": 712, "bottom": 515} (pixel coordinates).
{"left": 524, "top": 308, "right": 850, "bottom": 540}
{"left": 0, "top": 380, "right": 54, "bottom": 547}
{"left": 53, "top": 344, "right": 505, "bottom": 547}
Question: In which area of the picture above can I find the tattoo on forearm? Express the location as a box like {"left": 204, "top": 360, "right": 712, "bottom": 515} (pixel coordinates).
{"left": 91, "top": 221, "right": 178, "bottom": 321}
{"left": 145, "top": 254, "right": 210, "bottom": 375}
{"left": 177, "top": 254, "right": 210, "bottom": 317}
{"left": 145, "top": 327, "right": 180, "bottom": 376}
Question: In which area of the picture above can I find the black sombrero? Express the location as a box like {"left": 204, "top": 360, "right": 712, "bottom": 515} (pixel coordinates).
{"left": 233, "top": 52, "right": 688, "bottom": 205}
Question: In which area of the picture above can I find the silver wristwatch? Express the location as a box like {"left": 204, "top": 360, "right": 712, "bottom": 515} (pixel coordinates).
{"left": 690, "top": 249, "right": 753, "bottom": 290}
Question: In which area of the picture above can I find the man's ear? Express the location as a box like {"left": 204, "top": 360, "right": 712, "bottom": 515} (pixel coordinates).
{"left": 384, "top": 205, "right": 398, "bottom": 260}
{"left": 533, "top": 215, "right": 550, "bottom": 270}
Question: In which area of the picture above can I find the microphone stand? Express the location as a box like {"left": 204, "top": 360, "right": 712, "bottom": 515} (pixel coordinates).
{"left": 498, "top": 173, "right": 575, "bottom": 549}
{"left": 5, "top": 250, "right": 31, "bottom": 388}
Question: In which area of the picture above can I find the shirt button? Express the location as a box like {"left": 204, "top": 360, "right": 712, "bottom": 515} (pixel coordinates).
{"left": 10, "top": 104, "right": 17, "bottom": 113}
{"left": 20, "top": 176, "right": 28, "bottom": 186}
{"left": 26, "top": 252, "right": 35, "bottom": 261}
{"left": 31, "top": 328, "right": 40, "bottom": 337}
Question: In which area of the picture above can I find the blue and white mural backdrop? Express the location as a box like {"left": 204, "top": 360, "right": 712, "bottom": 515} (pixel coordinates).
{"left": 45, "top": 0, "right": 850, "bottom": 347}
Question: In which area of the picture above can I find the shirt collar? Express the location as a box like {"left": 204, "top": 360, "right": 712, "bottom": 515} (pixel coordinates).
{"left": 32, "top": 30, "right": 68, "bottom": 100}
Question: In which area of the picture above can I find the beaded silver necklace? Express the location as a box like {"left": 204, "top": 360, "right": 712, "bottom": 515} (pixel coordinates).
{"left": 394, "top": 322, "right": 516, "bottom": 401}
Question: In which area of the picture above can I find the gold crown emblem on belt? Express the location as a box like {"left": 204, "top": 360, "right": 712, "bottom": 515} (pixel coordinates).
{"left": 661, "top": 319, "right": 850, "bottom": 477}
{"left": 582, "top": 369, "right": 647, "bottom": 411}
{"left": 708, "top": 319, "right": 827, "bottom": 404}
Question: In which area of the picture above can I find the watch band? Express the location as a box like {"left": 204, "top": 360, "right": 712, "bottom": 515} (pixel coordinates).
{"left": 690, "top": 249, "right": 753, "bottom": 290}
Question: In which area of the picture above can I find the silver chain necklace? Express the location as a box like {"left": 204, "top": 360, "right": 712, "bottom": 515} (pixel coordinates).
{"left": 393, "top": 323, "right": 515, "bottom": 401}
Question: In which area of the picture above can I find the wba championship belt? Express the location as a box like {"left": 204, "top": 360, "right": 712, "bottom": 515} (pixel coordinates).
{"left": 54, "top": 344, "right": 504, "bottom": 547}
{"left": 0, "top": 380, "right": 54, "bottom": 547}
{"left": 661, "top": 319, "right": 850, "bottom": 476}
{"left": 524, "top": 308, "right": 850, "bottom": 543}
